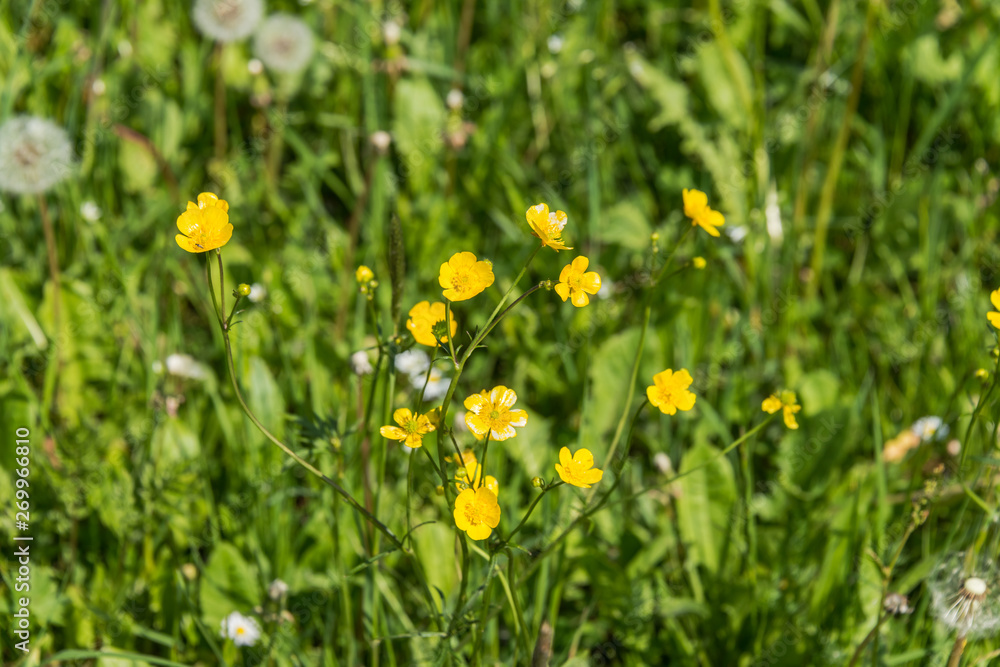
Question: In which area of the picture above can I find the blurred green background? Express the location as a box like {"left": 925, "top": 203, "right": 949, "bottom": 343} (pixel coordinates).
{"left": 2, "top": 0, "right": 1000, "bottom": 665}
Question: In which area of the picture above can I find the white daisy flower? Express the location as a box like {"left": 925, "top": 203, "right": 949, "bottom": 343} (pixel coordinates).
{"left": 395, "top": 349, "right": 429, "bottom": 376}
{"left": 220, "top": 611, "right": 261, "bottom": 647}
{"left": 253, "top": 13, "right": 315, "bottom": 74}
{"left": 193, "top": 0, "right": 264, "bottom": 43}
{"left": 0, "top": 116, "right": 74, "bottom": 195}
{"left": 911, "top": 415, "right": 948, "bottom": 443}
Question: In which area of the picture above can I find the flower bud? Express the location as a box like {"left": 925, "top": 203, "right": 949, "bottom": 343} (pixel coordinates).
{"left": 692, "top": 257, "right": 706, "bottom": 269}
{"left": 236, "top": 283, "right": 252, "bottom": 297}
{"left": 435, "top": 485, "right": 445, "bottom": 496}
{"left": 531, "top": 476, "right": 544, "bottom": 488}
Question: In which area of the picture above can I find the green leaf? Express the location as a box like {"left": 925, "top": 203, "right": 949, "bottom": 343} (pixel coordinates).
{"left": 199, "top": 542, "right": 260, "bottom": 628}
{"left": 675, "top": 441, "right": 737, "bottom": 575}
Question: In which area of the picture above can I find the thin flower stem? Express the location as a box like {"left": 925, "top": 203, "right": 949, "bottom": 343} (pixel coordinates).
{"left": 947, "top": 636, "right": 967, "bottom": 667}
{"left": 480, "top": 432, "right": 492, "bottom": 482}
{"left": 445, "top": 302, "right": 457, "bottom": 362}
{"left": 475, "top": 283, "right": 543, "bottom": 343}
{"left": 503, "top": 482, "right": 564, "bottom": 545}
{"left": 477, "top": 245, "right": 541, "bottom": 344}
{"left": 473, "top": 552, "right": 498, "bottom": 663}
{"left": 652, "top": 226, "right": 692, "bottom": 286}
{"left": 959, "top": 343, "right": 1000, "bottom": 474}
{"left": 216, "top": 250, "right": 226, "bottom": 328}
{"left": 447, "top": 535, "right": 471, "bottom": 637}
{"left": 205, "top": 256, "right": 223, "bottom": 327}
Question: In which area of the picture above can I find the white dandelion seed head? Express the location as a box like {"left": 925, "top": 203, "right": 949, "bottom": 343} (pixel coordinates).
{"left": 0, "top": 116, "right": 74, "bottom": 195}
{"left": 165, "top": 353, "right": 209, "bottom": 381}
{"left": 193, "top": 0, "right": 264, "bottom": 43}
{"left": 253, "top": 13, "right": 315, "bottom": 74}
{"left": 394, "top": 349, "right": 429, "bottom": 376}
{"left": 911, "top": 416, "right": 948, "bottom": 443}
{"left": 930, "top": 552, "right": 1000, "bottom": 638}
{"left": 351, "top": 350, "right": 373, "bottom": 376}
{"left": 220, "top": 611, "right": 261, "bottom": 646}
{"left": 80, "top": 200, "right": 102, "bottom": 223}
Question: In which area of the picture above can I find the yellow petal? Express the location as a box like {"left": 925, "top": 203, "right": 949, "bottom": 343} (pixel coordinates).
{"left": 570, "top": 256, "right": 589, "bottom": 273}
{"left": 175, "top": 234, "right": 203, "bottom": 253}
{"left": 582, "top": 272, "right": 602, "bottom": 294}
{"left": 674, "top": 390, "right": 696, "bottom": 411}
{"left": 554, "top": 282, "right": 571, "bottom": 302}
{"left": 570, "top": 290, "right": 590, "bottom": 307}
{"left": 392, "top": 408, "right": 414, "bottom": 426}
{"left": 558, "top": 446, "right": 572, "bottom": 468}
{"left": 762, "top": 396, "right": 782, "bottom": 414}
{"left": 176, "top": 209, "right": 202, "bottom": 235}
{"left": 783, "top": 408, "right": 799, "bottom": 430}
{"left": 581, "top": 468, "right": 604, "bottom": 484}
{"left": 449, "top": 251, "right": 478, "bottom": 269}
{"left": 573, "top": 448, "right": 594, "bottom": 469}
{"left": 673, "top": 369, "right": 693, "bottom": 388}
{"left": 989, "top": 311, "right": 1000, "bottom": 330}
{"left": 991, "top": 289, "right": 1000, "bottom": 312}
{"left": 466, "top": 523, "right": 492, "bottom": 540}
{"left": 380, "top": 426, "right": 406, "bottom": 440}
{"left": 682, "top": 189, "right": 708, "bottom": 218}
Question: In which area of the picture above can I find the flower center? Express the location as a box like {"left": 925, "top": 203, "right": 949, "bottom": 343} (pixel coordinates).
{"left": 236, "top": 627, "right": 245, "bottom": 635}
{"left": 489, "top": 410, "right": 501, "bottom": 420}
{"left": 451, "top": 272, "right": 471, "bottom": 290}
{"left": 463, "top": 502, "right": 483, "bottom": 526}
{"left": 404, "top": 420, "right": 420, "bottom": 434}
{"left": 13, "top": 141, "right": 42, "bottom": 168}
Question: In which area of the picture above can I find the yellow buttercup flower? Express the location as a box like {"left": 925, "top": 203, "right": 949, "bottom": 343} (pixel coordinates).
{"left": 175, "top": 192, "right": 233, "bottom": 253}
{"left": 463, "top": 386, "right": 528, "bottom": 441}
{"left": 356, "top": 265, "right": 375, "bottom": 283}
{"left": 455, "top": 461, "right": 499, "bottom": 496}
{"left": 526, "top": 203, "right": 573, "bottom": 251}
{"left": 762, "top": 390, "right": 801, "bottom": 429}
{"left": 406, "top": 301, "right": 457, "bottom": 347}
{"left": 988, "top": 289, "right": 1000, "bottom": 329}
{"left": 379, "top": 408, "right": 436, "bottom": 448}
{"left": 555, "top": 256, "right": 602, "bottom": 307}
{"left": 438, "top": 252, "right": 495, "bottom": 301}
{"left": 647, "top": 369, "right": 697, "bottom": 415}
{"left": 682, "top": 189, "right": 725, "bottom": 238}
{"left": 453, "top": 487, "right": 501, "bottom": 541}
{"left": 555, "top": 447, "right": 603, "bottom": 489}
{"left": 446, "top": 448, "right": 478, "bottom": 467}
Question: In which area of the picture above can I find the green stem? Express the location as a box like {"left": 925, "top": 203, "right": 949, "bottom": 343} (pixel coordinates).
{"left": 216, "top": 250, "right": 226, "bottom": 329}
{"left": 503, "top": 482, "right": 564, "bottom": 545}
{"left": 473, "top": 553, "right": 497, "bottom": 662}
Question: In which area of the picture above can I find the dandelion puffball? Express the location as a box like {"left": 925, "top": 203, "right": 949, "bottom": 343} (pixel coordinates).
{"left": 0, "top": 116, "right": 74, "bottom": 195}
{"left": 193, "top": 0, "right": 264, "bottom": 43}
{"left": 253, "top": 13, "right": 315, "bottom": 74}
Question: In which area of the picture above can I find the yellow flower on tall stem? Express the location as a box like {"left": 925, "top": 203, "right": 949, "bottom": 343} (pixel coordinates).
{"left": 379, "top": 408, "right": 436, "bottom": 448}
{"left": 555, "top": 447, "right": 603, "bottom": 488}
{"left": 762, "top": 390, "right": 801, "bottom": 429}
{"left": 525, "top": 203, "right": 573, "bottom": 251}
{"left": 455, "top": 461, "right": 499, "bottom": 496}
{"left": 453, "top": 487, "right": 501, "bottom": 541}
{"left": 555, "top": 256, "right": 602, "bottom": 307}
{"left": 438, "top": 251, "right": 495, "bottom": 301}
{"left": 647, "top": 369, "right": 697, "bottom": 415}
{"left": 406, "top": 301, "right": 457, "bottom": 346}
{"left": 463, "top": 386, "right": 528, "bottom": 441}
{"left": 175, "top": 192, "right": 233, "bottom": 253}
{"left": 682, "top": 188, "right": 725, "bottom": 238}
{"left": 988, "top": 289, "right": 1000, "bottom": 329}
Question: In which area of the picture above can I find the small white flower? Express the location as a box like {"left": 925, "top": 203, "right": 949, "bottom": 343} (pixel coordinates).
{"left": 165, "top": 353, "right": 208, "bottom": 381}
{"left": 193, "top": 0, "right": 264, "bottom": 43}
{"left": 382, "top": 20, "right": 401, "bottom": 46}
{"left": 446, "top": 88, "right": 464, "bottom": 111}
{"left": 220, "top": 611, "right": 261, "bottom": 647}
{"left": 351, "top": 350, "right": 373, "bottom": 376}
{"left": 80, "top": 200, "right": 101, "bottom": 223}
{"left": 268, "top": 578, "right": 288, "bottom": 599}
{"left": 0, "top": 116, "right": 74, "bottom": 195}
{"left": 911, "top": 416, "right": 948, "bottom": 443}
{"left": 247, "top": 58, "right": 264, "bottom": 75}
{"left": 248, "top": 282, "right": 266, "bottom": 303}
{"left": 547, "top": 34, "right": 564, "bottom": 54}
{"left": 370, "top": 130, "right": 392, "bottom": 153}
{"left": 253, "top": 13, "right": 315, "bottom": 74}
{"left": 416, "top": 367, "right": 449, "bottom": 401}
{"left": 395, "top": 349, "right": 429, "bottom": 376}
{"left": 91, "top": 79, "right": 107, "bottom": 96}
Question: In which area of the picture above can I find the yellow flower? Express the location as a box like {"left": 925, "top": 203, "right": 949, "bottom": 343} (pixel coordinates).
{"left": 445, "top": 448, "right": 478, "bottom": 467}
{"left": 453, "top": 487, "right": 501, "bottom": 541}
{"left": 555, "top": 256, "right": 602, "bottom": 307}
{"left": 455, "top": 461, "right": 499, "bottom": 496}
{"left": 692, "top": 256, "right": 706, "bottom": 269}
{"left": 647, "top": 369, "right": 697, "bottom": 415}
{"left": 356, "top": 265, "right": 374, "bottom": 283}
{"left": 525, "top": 203, "right": 573, "bottom": 251}
{"left": 175, "top": 192, "right": 233, "bottom": 253}
{"left": 463, "top": 386, "right": 528, "bottom": 441}
{"left": 762, "top": 390, "right": 801, "bottom": 429}
{"left": 988, "top": 289, "right": 1000, "bottom": 329}
{"left": 438, "top": 252, "right": 495, "bottom": 302}
{"left": 379, "top": 408, "right": 436, "bottom": 448}
{"left": 555, "top": 447, "right": 603, "bottom": 488}
{"left": 406, "top": 301, "right": 457, "bottom": 347}
{"left": 682, "top": 189, "right": 725, "bottom": 238}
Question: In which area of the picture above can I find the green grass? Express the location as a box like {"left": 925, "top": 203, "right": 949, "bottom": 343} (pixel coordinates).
{"left": 2, "top": 0, "right": 1000, "bottom": 665}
